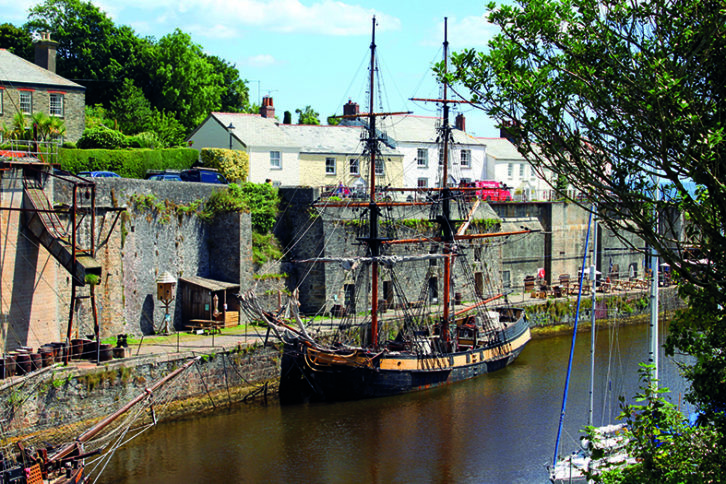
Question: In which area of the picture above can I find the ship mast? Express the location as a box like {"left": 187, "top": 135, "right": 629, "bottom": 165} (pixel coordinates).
{"left": 367, "top": 16, "right": 381, "bottom": 349}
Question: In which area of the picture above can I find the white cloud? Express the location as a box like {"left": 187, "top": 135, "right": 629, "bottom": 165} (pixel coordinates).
{"left": 246, "top": 54, "right": 277, "bottom": 67}
{"left": 96, "top": 0, "right": 400, "bottom": 37}
{"left": 189, "top": 23, "right": 240, "bottom": 39}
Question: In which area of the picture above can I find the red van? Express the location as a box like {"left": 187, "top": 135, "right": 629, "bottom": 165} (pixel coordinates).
{"left": 465, "top": 181, "right": 512, "bottom": 201}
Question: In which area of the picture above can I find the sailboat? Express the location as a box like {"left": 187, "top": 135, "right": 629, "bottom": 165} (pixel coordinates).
{"left": 0, "top": 356, "right": 199, "bottom": 483}
{"left": 549, "top": 207, "right": 659, "bottom": 482}
{"left": 238, "top": 17, "right": 531, "bottom": 402}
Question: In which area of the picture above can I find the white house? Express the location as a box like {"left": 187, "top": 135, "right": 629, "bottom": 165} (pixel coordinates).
{"left": 375, "top": 113, "right": 488, "bottom": 189}
{"left": 187, "top": 98, "right": 300, "bottom": 186}
{"left": 479, "top": 136, "right": 557, "bottom": 200}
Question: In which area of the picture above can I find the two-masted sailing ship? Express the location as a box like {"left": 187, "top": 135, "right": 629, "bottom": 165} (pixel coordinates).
{"left": 239, "top": 17, "right": 531, "bottom": 402}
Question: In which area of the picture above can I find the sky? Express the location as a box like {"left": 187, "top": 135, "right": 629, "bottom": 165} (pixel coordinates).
{"left": 2, "top": 0, "right": 505, "bottom": 137}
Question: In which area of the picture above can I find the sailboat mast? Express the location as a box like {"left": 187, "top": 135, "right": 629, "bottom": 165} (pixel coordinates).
{"left": 588, "top": 207, "right": 598, "bottom": 427}
{"left": 441, "top": 17, "right": 453, "bottom": 341}
{"left": 368, "top": 16, "right": 380, "bottom": 349}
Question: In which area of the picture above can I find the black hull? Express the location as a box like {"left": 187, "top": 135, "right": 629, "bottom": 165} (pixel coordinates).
{"left": 279, "top": 314, "right": 530, "bottom": 403}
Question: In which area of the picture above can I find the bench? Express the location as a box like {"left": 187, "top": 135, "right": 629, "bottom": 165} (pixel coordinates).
{"left": 186, "top": 319, "right": 223, "bottom": 334}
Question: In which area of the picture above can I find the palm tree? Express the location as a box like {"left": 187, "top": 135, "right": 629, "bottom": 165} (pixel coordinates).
{"left": 11, "top": 112, "right": 30, "bottom": 140}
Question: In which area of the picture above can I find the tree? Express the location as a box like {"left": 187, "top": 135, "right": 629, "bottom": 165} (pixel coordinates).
{"left": 25, "top": 0, "right": 148, "bottom": 105}
{"left": 442, "top": 0, "right": 726, "bottom": 432}
{"left": 109, "top": 78, "right": 153, "bottom": 135}
{"left": 146, "top": 29, "right": 225, "bottom": 131}
{"left": 295, "top": 105, "right": 320, "bottom": 125}
{"left": 204, "top": 54, "right": 250, "bottom": 113}
{"left": 0, "top": 23, "right": 33, "bottom": 59}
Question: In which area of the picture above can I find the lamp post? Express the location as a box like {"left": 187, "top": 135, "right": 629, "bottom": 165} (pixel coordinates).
{"left": 227, "top": 122, "right": 235, "bottom": 150}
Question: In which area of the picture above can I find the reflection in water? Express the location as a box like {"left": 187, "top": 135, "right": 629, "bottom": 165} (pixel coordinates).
{"left": 99, "top": 322, "right": 688, "bottom": 484}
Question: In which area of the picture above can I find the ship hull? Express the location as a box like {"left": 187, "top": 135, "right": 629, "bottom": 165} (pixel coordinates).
{"left": 279, "top": 311, "right": 530, "bottom": 402}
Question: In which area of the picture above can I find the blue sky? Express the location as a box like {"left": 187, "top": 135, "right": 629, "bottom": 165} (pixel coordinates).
{"left": 3, "top": 0, "right": 504, "bottom": 137}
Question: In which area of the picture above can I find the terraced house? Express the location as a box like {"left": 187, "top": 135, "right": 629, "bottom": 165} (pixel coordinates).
{"left": 0, "top": 34, "right": 86, "bottom": 143}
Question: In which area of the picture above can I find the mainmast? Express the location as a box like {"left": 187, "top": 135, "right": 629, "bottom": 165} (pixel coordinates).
{"left": 367, "top": 16, "right": 382, "bottom": 349}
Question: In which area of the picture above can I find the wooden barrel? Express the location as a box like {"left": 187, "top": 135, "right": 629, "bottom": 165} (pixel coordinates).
{"left": 30, "top": 353, "right": 42, "bottom": 371}
{"left": 99, "top": 344, "right": 113, "bottom": 362}
{"left": 70, "top": 339, "right": 91, "bottom": 360}
{"left": 83, "top": 340, "right": 98, "bottom": 360}
{"left": 3, "top": 354, "right": 16, "bottom": 377}
{"left": 39, "top": 346, "right": 54, "bottom": 367}
{"left": 15, "top": 353, "right": 31, "bottom": 375}
{"left": 51, "top": 342, "right": 68, "bottom": 362}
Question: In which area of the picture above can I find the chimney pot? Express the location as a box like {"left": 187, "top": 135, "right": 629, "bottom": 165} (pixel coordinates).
{"left": 455, "top": 113, "right": 466, "bottom": 132}
{"left": 260, "top": 96, "right": 275, "bottom": 119}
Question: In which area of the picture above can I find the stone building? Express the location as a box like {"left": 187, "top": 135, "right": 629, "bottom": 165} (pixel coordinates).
{"left": 0, "top": 35, "right": 86, "bottom": 143}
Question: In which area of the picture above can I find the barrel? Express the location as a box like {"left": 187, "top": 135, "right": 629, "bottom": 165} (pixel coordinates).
{"left": 99, "top": 344, "right": 113, "bottom": 362}
{"left": 70, "top": 339, "right": 91, "bottom": 360}
{"left": 51, "top": 342, "right": 68, "bottom": 363}
{"left": 3, "top": 354, "right": 16, "bottom": 377}
{"left": 39, "top": 346, "right": 54, "bottom": 367}
{"left": 84, "top": 340, "right": 98, "bottom": 360}
{"left": 15, "top": 353, "right": 31, "bottom": 375}
{"left": 30, "top": 353, "right": 42, "bottom": 371}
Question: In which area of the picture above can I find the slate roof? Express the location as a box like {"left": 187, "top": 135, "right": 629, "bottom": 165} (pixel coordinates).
{"left": 479, "top": 137, "right": 525, "bottom": 160}
{"left": 0, "top": 49, "right": 84, "bottom": 90}
{"left": 281, "top": 124, "right": 400, "bottom": 156}
{"left": 381, "top": 114, "right": 484, "bottom": 146}
{"left": 210, "top": 112, "right": 298, "bottom": 149}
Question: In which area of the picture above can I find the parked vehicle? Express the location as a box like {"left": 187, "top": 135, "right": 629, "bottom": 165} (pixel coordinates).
{"left": 148, "top": 174, "right": 182, "bottom": 181}
{"left": 462, "top": 180, "right": 512, "bottom": 201}
{"left": 78, "top": 171, "right": 121, "bottom": 178}
{"left": 180, "top": 168, "right": 227, "bottom": 184}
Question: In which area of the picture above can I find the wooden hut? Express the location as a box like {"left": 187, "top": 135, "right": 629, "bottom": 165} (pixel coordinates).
{"left": 179, "top": 276, "right": 240, "bottom": 332}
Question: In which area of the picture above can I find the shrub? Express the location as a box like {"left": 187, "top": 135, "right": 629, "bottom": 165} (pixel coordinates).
{"left": 202, "top": 182, "right": 278, "bottom": 233}
{"left": 77, "top": 126, "right": 128, "bottom": 149}
{"left": 200, "top": 148, "right": 249, "bottom": 183}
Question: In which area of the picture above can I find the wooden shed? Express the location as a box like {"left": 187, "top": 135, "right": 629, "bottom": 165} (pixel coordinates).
{"left": 179, "top": 276, "right": 240, "bottom": 331}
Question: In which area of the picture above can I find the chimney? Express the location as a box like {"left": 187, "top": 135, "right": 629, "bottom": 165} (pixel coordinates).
{"left": 260, "top": 96, "right": 275, "bottom": 119}
{"left": 34, "top": 32, "right": 58, "bottom": 73}
{"left": 455, "top": 113, "right": 466, "bottom": 132}
{"left": 343, "top": 99, "right": 359, "bottom": 117}
{"left": 500, "top": 119, "right": 521, "bottom": 144}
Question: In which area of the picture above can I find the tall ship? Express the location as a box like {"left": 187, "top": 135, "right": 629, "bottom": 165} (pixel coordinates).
{"left": 240, "top": 17, "right": 531, "bottom": 402}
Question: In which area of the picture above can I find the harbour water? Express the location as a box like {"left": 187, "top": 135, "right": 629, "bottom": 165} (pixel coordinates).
{"left": 100, "top": 322, "right": 688, "bottom": 483}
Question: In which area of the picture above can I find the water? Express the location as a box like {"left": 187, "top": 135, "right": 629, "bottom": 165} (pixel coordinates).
{"left": 98, "top": 322, "right": 689, "bottom": 484}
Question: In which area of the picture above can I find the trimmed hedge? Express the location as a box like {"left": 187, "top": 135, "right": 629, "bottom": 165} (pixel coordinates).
{"left": 59, "top": 148, "right": 200, "bottom": 179}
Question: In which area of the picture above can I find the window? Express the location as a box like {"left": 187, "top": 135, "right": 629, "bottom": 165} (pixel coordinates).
{"left": 507, "top": 163, "right": 513, "bottom": 177}
{"left": 375, "top": 158, "right": 384, "bottom": 176}
{"left": 349, "top": 158, "right": 359, "bottom": 175}
{"left": 438, "top": 149, "right": 445, "bottom": 166}
{"left": 50, "top": 93, "right": 64, "bottom": 117}
{"left": 325, "top": 157, "right": 336, "bottom": 175}
{"left": 417, "top": 178, "right": 428, "bottom": 188}
{"left": 417, "top": 148, "right": 428, "bottom": 168}
{"left": 530, "top": 165, "right": 535, "bottom": 178}
{"left": 20, "top": 91, "right": 32, "bottom": 114}
{"left": 270, "top": 151, "right": 281, "bottom": 169}
{"left": 502, "top": 270, "right": 511, "bottom": 289}
{"left": 519, "top": 163, "right": 525, "bottom": 177}
{"left": 460, "top": 149, "right": 471, "bottom": 168}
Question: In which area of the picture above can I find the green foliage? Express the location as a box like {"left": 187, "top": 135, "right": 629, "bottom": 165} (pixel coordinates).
{"left": 200, "top": 148, "right": 249, "bottom": 183}
{"left": 442, "top": 0, "right": 726, "bottom": 438}
{"left": 593, "top": 366, "right": 726, "bottom": 484}
{"left": 59, "top": 147, "right": 198, "bottom": 178}
{"left": 252, "top": 232, "right": 283, "bottom": 266}
{"left": 296, "top": 105, "right": 320, "bottom": 125}
{"left": 202, "top": 182, "right": 279, "bottom": 233}
{"left": 77, "top": 126, "right": 128, "bottom": 149}
{"left": 84, "top": 274, "right": 100, "bottom": 285}
{"left": 0, "top": 22, "right": 33, "bottom": 59}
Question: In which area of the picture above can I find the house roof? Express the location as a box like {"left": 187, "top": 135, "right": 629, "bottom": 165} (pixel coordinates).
{"left": 479, "top": 137, "right": 525, "bottom": 160}
{"left": 280, "top": 124, "right": 401, "bottom": 156}
{"left": 381, "top": 114, "right": 485, "bottom": 146}
{"left": 0, "top": 49, "right": 84, "bottom": 90}
{"left": 179, "top": 275, "right": 239, "bottom": 292}
{"left": 210, "top": 112, "right": 298, "bottom": 149}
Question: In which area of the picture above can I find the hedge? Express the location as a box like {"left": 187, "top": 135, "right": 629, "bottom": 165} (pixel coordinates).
{"left": 59, "top": 148, "right": 200, "bottom": 179}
